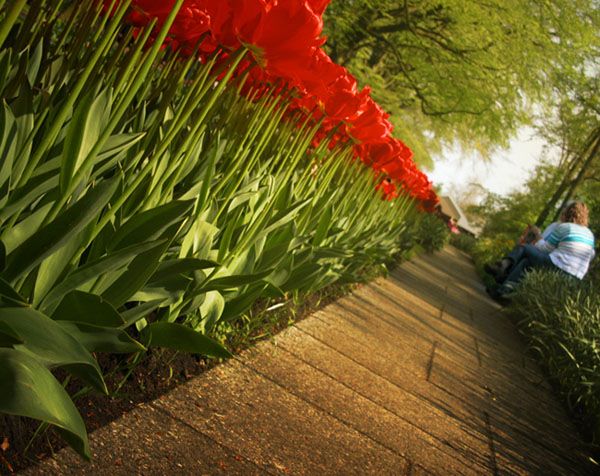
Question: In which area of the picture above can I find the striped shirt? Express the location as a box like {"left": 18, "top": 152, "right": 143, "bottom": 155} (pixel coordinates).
{"left": 536, "top": 223, "right": 596, "bottom": 279}
{"left": 541, "top": 222, "right": 559, "bottom": 240}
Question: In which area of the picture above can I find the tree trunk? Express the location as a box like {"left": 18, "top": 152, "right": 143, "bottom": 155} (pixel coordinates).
{"left": 552, "top": 128, "right": 600, "bottom": 222}
{"left": 534, "top": 154, "right": 580, "bottom": 226}
{"left": 535, "top": 127, "right": 600, "bottom": 225}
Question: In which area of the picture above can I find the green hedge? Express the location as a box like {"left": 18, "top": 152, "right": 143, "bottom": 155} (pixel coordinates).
{"left": 509, "top": 270, "right": 600, "bottom": 444}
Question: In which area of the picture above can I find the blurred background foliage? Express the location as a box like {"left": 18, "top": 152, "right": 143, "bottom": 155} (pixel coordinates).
{"left": 323, "top": 0, "right": 599, "bottom": 169}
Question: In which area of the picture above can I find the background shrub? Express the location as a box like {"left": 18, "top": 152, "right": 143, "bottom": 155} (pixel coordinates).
{"left": 449, "top": 232, "right": 477, "bottom": 254}
{"left": 413, "top": 213, "right": 450, "bottom": 253}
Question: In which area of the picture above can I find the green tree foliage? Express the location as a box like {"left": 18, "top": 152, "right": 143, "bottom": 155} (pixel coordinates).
{"left": 323, "top": 0, "right": 599, "bottom": 162}
{"left": 534, "top": 68, "right": 600, "bottom": 225}
{"left": 539, "top": 71, "right": 599, "bottom": 159}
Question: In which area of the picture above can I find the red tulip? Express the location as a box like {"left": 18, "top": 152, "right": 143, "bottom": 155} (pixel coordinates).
{"left": 346, "top": 95, "right": 392, "bottom": 143}
{"left": 376, "top": 178, "right": 399, "bottom": 201}
{"left": 307, "top": 0, "right": 330, "bottom": 15}
{"left": 233, "top": 1, "right": 324, "bottom": 79}
{"left": 108, "top": 0, "right": 438, "bottom": 209}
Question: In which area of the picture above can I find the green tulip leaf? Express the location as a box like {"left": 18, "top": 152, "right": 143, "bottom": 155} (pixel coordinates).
{"left": 0, "top": 102, "right": 17, "bottom": 190}
{"left": 60, "top": 87, "right": 112, "bottom": 195}
{"left": 221, "top": 283, "right": 269, "bottom": 322}
{"left": 0, "top": 320, "right": 22, "bottom": 346}
{"left": 41, "top": 240, "right": 165, "bottom": 313}
{"left": 56, "top": 321, "right": 146, "bottom": 354}
{"left": 51, "top": 290, "right": 124, "bottom": 327}
{"left": 198, "top": 290, "right": 225, "bottom": 332}
{"left": 148, "top": 258, "right": 219, "bottom": 285}
{"left": 0, "top": 307, "right": 106, "bottom": 394}
{"left": 120, "top": 299, "right": 166, "bottom": 328}
{"left": 0, "top": 276, "right": 27, "bottom": 307}
{"left": 109, "top": 200, "right": 194, "bottom": 250}
{"left": 147, "top": 322, "right": 231, "bottom": 358}
{"left": 3, "top": 177, "right": 119, "bottom": 283}
{"left": 0, "top": 348, "right": 90, "bottom": 459}
{"left": 200, "top": 269, "right": 273, "bottom": 292}
{"left": 101, "top": 238, "right": 171, "bottom": 308}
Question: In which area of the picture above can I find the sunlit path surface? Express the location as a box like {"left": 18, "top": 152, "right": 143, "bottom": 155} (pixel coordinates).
{"left": 25, "top": 247, "right": 595, "bottom": 475}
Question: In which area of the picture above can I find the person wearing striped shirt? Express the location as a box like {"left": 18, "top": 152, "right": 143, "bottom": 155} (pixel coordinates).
{"left": 489, "top": 201, "right": 595, "bottom": 297}
{"left": 485, "top": 207, "right": 567, "bottom": 282}
{"left": 534, "top": 221, "right": 595, "bottom": 279}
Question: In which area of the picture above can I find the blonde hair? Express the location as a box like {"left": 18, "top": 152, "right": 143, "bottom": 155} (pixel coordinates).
{"left": 562, "top": 201, "right": 589, "bottom": 226}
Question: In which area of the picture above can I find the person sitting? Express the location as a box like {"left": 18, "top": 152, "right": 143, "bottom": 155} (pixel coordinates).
{"left": 485, "top": 199, "right": 580, "bottom": 281}
{"left": 486, "top": 201, "right": 595, "bottom": 298}
{"left": 485, "top": 211, "right": 564, "bottom": 282}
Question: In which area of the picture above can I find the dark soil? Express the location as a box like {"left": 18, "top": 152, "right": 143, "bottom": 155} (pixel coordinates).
{"left": 0, "top": 259, "right": 396, "bottom": 474}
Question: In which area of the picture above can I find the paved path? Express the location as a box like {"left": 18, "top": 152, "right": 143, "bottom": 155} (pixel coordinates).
{"left": 24, "top": 247, "right": 595, "bottom": 475}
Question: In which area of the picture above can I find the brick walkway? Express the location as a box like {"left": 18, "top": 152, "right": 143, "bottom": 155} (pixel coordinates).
{"left": 24, "top": 247, "right": 596, "bottom": 475}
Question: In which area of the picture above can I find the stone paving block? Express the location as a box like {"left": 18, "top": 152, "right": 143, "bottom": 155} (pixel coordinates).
{"left": 391, "top": 258, "right": 522, "bottom": 353}
{"left": 337, "top": 291, "right": 482, "bottom": 373}
{"left": 152, "top": 358, "right": 409, "bottom": 476}
{"left": 239, "top": 340, "right": 490, "bottom": 475}
{"left": 296, "top": 309, "right": 428, "bottom": 377}
{"left": 281, "top": 324, "right": 492, "bottom": 455}
{"left": 364, "top": 278, "right": 514, "bottom": 362}
{"left": 297, "top": 309, "right": 432, "bottom": 383}
{"left": 22, "top": 401, "right": 263, "bottom": 476}
{"left": 485, "top": 409, "right": 588, "bottom": 475}
{"left": 430, "top": 351, "right": 579, "bottom": 462}
{"left": 314, "top": 301, "right": 437, "bottom": 363}
{"left": 291, "top": 316, "right": 494, "bottom": 433}
{"left": 432, "top": 343, "right": 566, "bottom": 423}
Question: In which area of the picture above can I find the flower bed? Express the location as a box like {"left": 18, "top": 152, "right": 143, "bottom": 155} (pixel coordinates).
{"left": 0, "top": 0, "right": 436, "bottom": 460}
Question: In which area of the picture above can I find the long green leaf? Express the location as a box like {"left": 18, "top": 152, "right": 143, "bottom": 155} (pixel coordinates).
{"left": 221, "top": 283, "right": 269, "bottom": 322}
{"left": 200, "top": 269, "right": 273, "bottom": 292}
{"left": 0, "top": 321, "right": 22, "bottom": 346}
{"left": 96, "top": 132, "right": 145, "bottom": 162}
{"left": 147, "top": 322, "right": 231, "bottom": 358}
{"left": 101, "top": 238, "right": 171, "bottom": 308}
{"left": 148, "top": 258, "right": 218, "bottom": 284}
{"left": 0, "top": 102, "right": 17, "bottom": 189}
{"left": 0, "top": 307, "right": 106, "bottom": 394}
{"left": 41, "top": 240, "right": 164, "bottom": 313}
{"left": 56, "top": 321, "right": 145, "bottom": 354}
{"left": 2, "top": 202, "right": 53, "bottom": 254}
{"left": 59, "top": 87, "right": 112, "bottom": 194}
{"left": 3, "top": 177, "right": 119, "bottom": 282}
{"left": 120, "top": 299, "right": 165, "bottom": 328}
{"left": 109, "top": 200, "right": 194, "bottom": 250}
{"left": 0, "top": 276, "right": 27, "bottom": 307}
{"left": 198, "top": 290, "right": 224, "bottom": 332}
{"left": 51, "top": 290, "right": 124, "bottom": 327}
{"left": 0, "top": 348, "right": 90, "bottom": 459}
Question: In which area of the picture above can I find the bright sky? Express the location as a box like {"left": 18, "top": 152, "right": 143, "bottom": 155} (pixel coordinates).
{"left": 428, "top": 127, "right": 557, "bottom": 198}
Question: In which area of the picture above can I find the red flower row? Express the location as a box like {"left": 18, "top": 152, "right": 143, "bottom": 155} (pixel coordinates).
{"left": 110, "top": 0, "right": 438, "bottom": 209}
